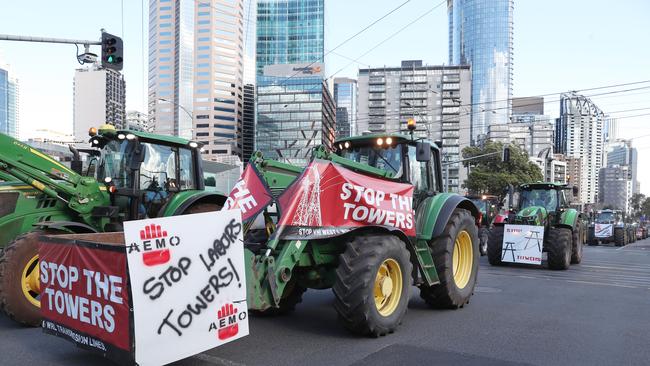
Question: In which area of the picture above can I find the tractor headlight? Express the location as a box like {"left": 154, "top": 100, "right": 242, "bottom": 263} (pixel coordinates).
{"left": 377, "top": 138, "right": 384, "bottom": 146}
{"left": 117, "top": 133, "right": 126, "bottom": 140}
{"left": 126, "top": 134, "right": 136, "bottom": 140}
{"left": 344, "top": 141, "right": 350, "bottom": 149}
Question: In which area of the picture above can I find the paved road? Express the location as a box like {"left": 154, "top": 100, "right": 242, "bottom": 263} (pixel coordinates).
{"left": 1, "top": 240, "right": 649, "bottom": 366}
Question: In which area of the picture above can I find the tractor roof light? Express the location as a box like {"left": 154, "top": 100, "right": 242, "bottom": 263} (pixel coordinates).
{"left": 91, "top": 138, "right": 100, "bottom": 145}
{"left": 104, "top": 177, "right": 112, "bottom": 183}
{"left": 338, "top": 143, "right": 343, "bottom": 150}
{"left": 407, "top": 118, "right": 416, "bottom": 131}
{"left": 377, "top": 138, "right": 384, "bottom": 146}
{"left": 126, "top": 133, "right": 136, "bottom": 140}
{"left": 386, "top": 137, "right": 393, "bottom": 145}
{"left": 188, "top": 141, "right": 199, "bottom": 148}
{"left": 117, "top": 133, "right": 126, "bottom": 140}
{"left": 344, "top": 141, "right": 350, "bottom": 149}
{"left": 88, "top": 127, "right": 98, "bottom": 137}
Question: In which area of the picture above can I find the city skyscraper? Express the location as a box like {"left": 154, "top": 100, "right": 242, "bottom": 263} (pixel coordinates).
{"left": 555, "top": 93, "right": 605, "bottom": 204}
{"left": 448, "top": 0, "right": 514, "bottom": 143}
{"left": 357, "top": 61, "right": 471, "bottom": 192}
{"left": 0, "top": 63, "right": 19, "bottom": 138}
{"left": 148, "top": 0, "right": 247, "bottom": 162}
{"left": 73, "top": 64, "right": 126, "bottom": 142}
{"left": 333, "top": 77, "right": 357, "bottom": 138}
{"left": 254, "top": 0, "right": 328, "bottom": 165}
{"left": 255, "top": 0, "right": 325, "bottom": 76}
{"left": 148, "top": 0, "right": 194, "bottom": 139}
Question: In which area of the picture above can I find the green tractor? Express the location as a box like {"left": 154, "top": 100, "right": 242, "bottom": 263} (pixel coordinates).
{"left": 238, "top": 132, "right": 481, "bottom": 336}
{"left": 466, "top": 194, "right": 500, "bottom": 256}
{"left": 0, "top": 125, "right": 228, "bottom": 325}
{"left": 587, "top": 209, "right": 634, "bottom": 246}
{"left": 487, "top": 182, "right": 584, "bottom": 270}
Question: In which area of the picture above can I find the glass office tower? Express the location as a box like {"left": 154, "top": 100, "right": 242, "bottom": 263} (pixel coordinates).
{"left": 256, "top": 0, "right": 325, "bottom": 75}
{"left": 333, "top": 78, "right": 357, "bottom": 138}
{"left": 448, "top": 0, "right": 514, "bottom": 143}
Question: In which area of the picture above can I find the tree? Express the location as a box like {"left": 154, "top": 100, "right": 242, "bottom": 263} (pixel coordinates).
{"left": 630, "top": 193, "right": 645, "bottom": 217}
{"left": 461, "top": 141, "right": 543, "bottom": 195}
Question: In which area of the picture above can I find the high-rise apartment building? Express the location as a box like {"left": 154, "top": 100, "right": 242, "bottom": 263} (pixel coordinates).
{"left": 599, "top": 165, "right": 632, "bottom": 214}
{"left": 333, "top": 77, "right": 357, "bottom": 138}
{"left": 607, "top": 139, "right": 639, "bottom": 194}
{"left": 73, "top": 64, "right": 126, "bottom": 142}
{"left": 0, "top": 64, "right": 20, "bottom": 138}
{"left": 256, "top": 64, "right": 335, "bottom": 166}
{"left": 357, "top": 61, "right": 471, "bottom": 192}
{"left": 255, "top": 0, "right": 325, "bottom": 76}
{"left": 555, "top": 93, "right": 604, "bottom": 204}
{"left": 241, "top": 0, "right": 257, "bottom": 162}
{"left": 448, "top": 0, "right": 514, "bottom": 143}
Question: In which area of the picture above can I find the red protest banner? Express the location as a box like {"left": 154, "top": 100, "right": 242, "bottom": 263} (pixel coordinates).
{"left": 224, "top": 164, "right": 274, "bottom": 223}
{"left": 39, "top": 234, "right": 131, "bottom": 363}
{"left": 275, "top": 159, "right": 415, "bottom": 239}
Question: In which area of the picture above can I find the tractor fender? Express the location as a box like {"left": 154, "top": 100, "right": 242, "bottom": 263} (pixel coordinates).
{"left": 164, "top": 191, "right": 228, "bottom": 216}
{"left": 33, "top": 220, "right": 98, "bottom": 234}
{"left": 558, "top": 209, "right": 580, "bottom": 231}
{"left": 417, "top": 193, "right": 480, "bottom": 241}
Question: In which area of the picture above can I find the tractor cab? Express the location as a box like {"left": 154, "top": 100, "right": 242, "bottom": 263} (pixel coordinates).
{"left": 513, "top": 183, "right": 573, "bottom": 226}
{"left": 88, "top": 124, "right": 205, "bottom": 220}
{"left": 333, "top": 133, "right": 444, "bottom": 205}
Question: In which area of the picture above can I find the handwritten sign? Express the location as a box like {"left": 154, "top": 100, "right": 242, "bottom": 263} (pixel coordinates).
{"left": 39, "top": 235, "right": 131, "bottom": 364}
{"left": 124, "top": 210, "right": 248, "bottom": 366}
{"left": 502, "top": 224, "right": 544, "bottom": 265}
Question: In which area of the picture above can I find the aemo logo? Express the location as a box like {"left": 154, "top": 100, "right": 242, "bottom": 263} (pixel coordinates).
{"left": 208, "top": 303, "right": 247, "bottom": 340}
{"left": 128, "top": 224, "right": 181, "bottom": 266}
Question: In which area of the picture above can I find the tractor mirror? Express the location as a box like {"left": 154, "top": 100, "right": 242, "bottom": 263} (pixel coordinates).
{"left": 572, "top": 185, "right": 579, "bottom": 196}
{"left": 416, "top": 141, "right": 431, "bottom": 162}
{"left": 128, "top": 141, "right": 146, "bottom": 170}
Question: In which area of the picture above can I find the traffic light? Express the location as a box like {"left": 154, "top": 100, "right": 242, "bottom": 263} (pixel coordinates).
{"left": 502, "top": 145, "right": 511, "bottom": 162}
{"left": 101, "top": 31, "right": 123, "bottom": 71}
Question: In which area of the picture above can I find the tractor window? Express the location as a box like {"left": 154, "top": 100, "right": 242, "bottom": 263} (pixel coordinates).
{"left": 97, "top": 140, "right": 131, "bottom": 188}
{"left": 596, "top": 212, "right": 615, "bottom": 223}
{"left": 178, "top": 148, "right": 196, "bottom": 190}
{"left": 407, "top": 145, "right": 429, "bottom": 191}
{"left": 520, "top": 189, "right": 557, "bottom": 212}
{"left": 338, "top": 144, "right": 403, "bottom": 178}
{"left": 140, "top": 143, "right": 178, "bottom": 192}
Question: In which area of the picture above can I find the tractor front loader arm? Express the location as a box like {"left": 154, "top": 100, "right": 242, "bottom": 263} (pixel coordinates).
{"left": 0, "top": 133, "right": 108, "bottom": 220}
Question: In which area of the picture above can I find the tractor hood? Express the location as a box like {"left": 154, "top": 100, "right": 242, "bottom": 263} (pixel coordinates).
{"left": 515, "top": 206, "right": 547, "bottom": 226}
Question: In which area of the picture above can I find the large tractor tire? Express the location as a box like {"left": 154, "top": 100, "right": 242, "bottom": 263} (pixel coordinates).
{"left": 614, "top": 228, "right": 625, "bottom": 247}
{"left": 251, "top": 279, "right": 306, "bottom": 316}
{"left": 487, "top": 225, "right": 505, "bottom": 266}
{"left": 546, "top": 228, "right": 572, "bottom": 270}
{"left": 587, "top": 227, "right": 598, "bottom": 246}
{"left": 571, "top": 222, "right": 584, "bottom": 264}
{"left": 0, "top": 231, "right": 51, "bottom": 326}
{"left": 478, "top": 227, "right": 489, "bottom": 256}
{"left": 182, "top": 202, "right": 222, "bottom": 214}
{"left": 419, "top": 209, "right": 479, "bottom": 309}
{"left": 333, "top": 234, "right": 412, "bottom": 337}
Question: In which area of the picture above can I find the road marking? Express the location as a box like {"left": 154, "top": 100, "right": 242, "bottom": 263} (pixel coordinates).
{"left": 564, "top": 279, "right": 638, "bottom": 289}
{"left": 191, "top": 353, "right": 246, "bottom": 366}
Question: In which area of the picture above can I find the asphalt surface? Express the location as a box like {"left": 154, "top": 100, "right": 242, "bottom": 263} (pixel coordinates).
{"left": 1, "top": 240, "right": 649, "bottom": 366}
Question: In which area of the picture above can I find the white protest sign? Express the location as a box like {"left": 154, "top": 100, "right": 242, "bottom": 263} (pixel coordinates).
{"left": 594, "top": 223, "right": 613, "bottom": 238}
{"left": 502, "top": 224, "right": 544, "bottom": 265}
{"left": 124, "top": 210, "right": 248, "bottom": 366}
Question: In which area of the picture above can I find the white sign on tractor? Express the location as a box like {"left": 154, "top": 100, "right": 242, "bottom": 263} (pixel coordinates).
{"left": 124, "top": 210, "right": 248, "bottom": 366}
{"left": 595, "top": 223, "right": 614, "bottom": 238}
{"left": 502, "top": 224, "right": 545, "bottom": 265}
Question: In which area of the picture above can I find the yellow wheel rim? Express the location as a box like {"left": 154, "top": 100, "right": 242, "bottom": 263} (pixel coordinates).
{"left": 374, "top": 258, "right": 403, "bottom": 317}
{"left": 452, "top": 230, "right": 474, "bottom": 290}
{"left": 21, "top": 254, "right": 41, "bottom": 308}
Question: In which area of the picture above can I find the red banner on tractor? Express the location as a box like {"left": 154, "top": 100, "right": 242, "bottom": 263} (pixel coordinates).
{"left": 224, "top": 163, "right": 274, "bottom": 223}
{"left": 274, "top": 159, "right": 415, "bottom": 239}
{"left": 39, "top": 234, "right": 132, "bottom": 364}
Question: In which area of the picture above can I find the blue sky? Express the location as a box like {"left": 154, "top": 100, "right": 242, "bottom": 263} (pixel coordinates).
{"left": 1, "top": 0, "right": 649, "bottom": 192}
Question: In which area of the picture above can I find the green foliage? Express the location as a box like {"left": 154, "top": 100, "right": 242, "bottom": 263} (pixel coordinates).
{"left": 461, "top": 141, "right": 543, "bottom": 196}
{"left": 630, "top": 193, "right": 645, "bottom": 217}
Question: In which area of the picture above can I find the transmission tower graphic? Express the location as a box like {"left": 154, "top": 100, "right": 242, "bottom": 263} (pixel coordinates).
{"left": 292, "top": 165, "right": 322, "bottom": 226}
